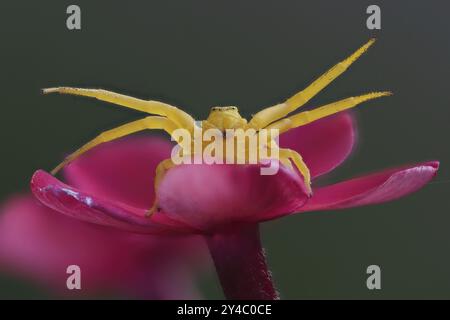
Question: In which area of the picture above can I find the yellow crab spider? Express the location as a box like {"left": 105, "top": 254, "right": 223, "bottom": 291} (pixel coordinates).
{"left": 43, "top": 38, "right": 391, "bottom": 216}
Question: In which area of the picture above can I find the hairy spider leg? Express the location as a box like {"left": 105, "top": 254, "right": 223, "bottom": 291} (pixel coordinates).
{"left": 43, "top": 87, "right": 196, "bottom": 131}
{"left": 266, "top": 91, "right": 391, "bottom": 135}
{"left": 51, "top": 116, "right": 178, "bottom": 175}
{"left": 279, "top": 148, "right": 312, "bottom": 195}
{"left": 147, "top": 158, "right": 177, "bottom": 216}
{"left": 262, "top": 120, "right": 294, "bottom": 169}
{"left": 248, "top": 39, "right": 376, "bottom": 129}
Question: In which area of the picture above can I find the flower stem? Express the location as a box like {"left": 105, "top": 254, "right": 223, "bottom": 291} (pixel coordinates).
{"left": 205, "top": 224, "right": 279, "bottom": 300}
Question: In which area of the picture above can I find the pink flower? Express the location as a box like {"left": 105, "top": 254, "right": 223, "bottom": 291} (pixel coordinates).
{"left": 0, "top": 138, "right": 208, "bottom": 299}
{"left": 31, "top": 112, "right": 439, "bottom": 299}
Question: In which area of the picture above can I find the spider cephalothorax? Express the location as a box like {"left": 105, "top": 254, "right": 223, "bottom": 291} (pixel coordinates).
{"left": 203, "top": 106, "right": 248, "bottom": 131}
{"left": 43, "top": 39, "right": 391, "bottom": 215}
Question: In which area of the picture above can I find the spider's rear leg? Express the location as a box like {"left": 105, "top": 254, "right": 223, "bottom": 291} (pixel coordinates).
{"left": 279, "top": 148, "right": 312, "bottom": 196}
{"left": 263, "top": 145, "right": 293, "bottom": 170}
{"left": 146, "top": 158, "right": 177, "bottom": 217}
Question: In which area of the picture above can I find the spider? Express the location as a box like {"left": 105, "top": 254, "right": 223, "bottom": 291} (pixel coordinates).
{"left": 43, "top": 39, "right": 391, "bottom": 216}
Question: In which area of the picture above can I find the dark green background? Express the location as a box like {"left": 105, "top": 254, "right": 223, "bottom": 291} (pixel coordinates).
{"left": 0, "top": 0, "right": 448, "bottom": 299}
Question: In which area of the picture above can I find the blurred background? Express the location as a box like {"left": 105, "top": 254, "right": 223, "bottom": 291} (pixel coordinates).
{"left": 0, "top": 0, "right": 448, "bottom": 299}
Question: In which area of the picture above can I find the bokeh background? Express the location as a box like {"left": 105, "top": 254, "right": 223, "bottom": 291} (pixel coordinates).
{"left": 0, "top": 0, "right": 448, "bottom": 299}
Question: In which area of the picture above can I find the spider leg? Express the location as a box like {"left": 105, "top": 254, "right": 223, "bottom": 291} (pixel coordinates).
{"left": 264, "top": 118, "right": 293, "bottom": 136}
{"left": 146, "top": 158, "right": 176, "bottom": 217}
{"left": 51, "top": 116, "right": 178, "bottom": 175}
{"left": 279, "top": 148, "right": 312, "bottom": 195}
{"left": 43, "top": 87, "right": 196, "bottom": 131}
{"left": 280, "top": 157, "right": 293, "bottom": 170}
{"left": 266, "top": 91, "right": 391, "bottom": 135}
{"left": 248, "top": 39, "right": 376, "bottom": 129}
{"left": 263, "top": 145, "right": 293, "bottom": 170}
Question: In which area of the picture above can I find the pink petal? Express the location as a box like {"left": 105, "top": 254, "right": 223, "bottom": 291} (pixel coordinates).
{"left": 279, "top": 112, "right": 356, "bottom": 178}
{"left": 157, "top": 162, "right": 309, "bottom": 232}
{"left": 295, "top": 161, "right": 439, "bottom": 213}
{"left": 0, "top": 195, "right": 204, "bottom": 298}
{"left": 31, "top": 170, "right": 194, "bottom": 235}
{"left": 64, "top": 136, "right": 173, "bottom": 209}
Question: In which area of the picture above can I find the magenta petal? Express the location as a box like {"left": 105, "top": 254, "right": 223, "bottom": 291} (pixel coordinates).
{"left": 279, "top": 112, "right": 356, "bottom": 178}
{"left": 31, "top": 170, "right": 193, "bottom": 235}
{"left": 297, "top": 161, "right": 439, "bottom": 213}
{"left": 64, "top": 136, "right": 173, "bottom": 209}
{"left": 157, "top": 162, "right": 309, "bottom": 232}
{"left": 0, "top": 195, "right": 144, "bottom": 292}
{"left": 0, "top": 195, "right": 204, "bottom": 298}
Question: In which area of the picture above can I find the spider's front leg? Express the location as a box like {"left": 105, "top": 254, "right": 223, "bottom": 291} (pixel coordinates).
{"left": 146, "top": 158, "right": 177, "bottom": 216}
{"left": 247, "top": 39, "right": 376, "bottom": 130}
{"left": 51, "top": 116, "right": 178, "bottom": 175}
{"left": 43, "top": 87, "right": 196, "bottom": 131}
{"left": 279, "top": 148, "right": 312, "bottom": 196}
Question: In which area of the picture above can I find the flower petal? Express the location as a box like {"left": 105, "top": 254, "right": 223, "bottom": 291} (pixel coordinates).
{"left": 157, "top": 162, "right": 309, "bottom": 232}
{"left": 279, "top": 112, "right": 356, "bottom": 178}
{"left": 296, "top": 161, "right": 439, "bottom": 213}
{"left": 31, "top": 170, "right": 194, "bottom": 235}
{"left": 0, "top": 195, "right": 204, "bottom": 298}
{"left": 64, "top": 136, "right": 173, "bottom": 209}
